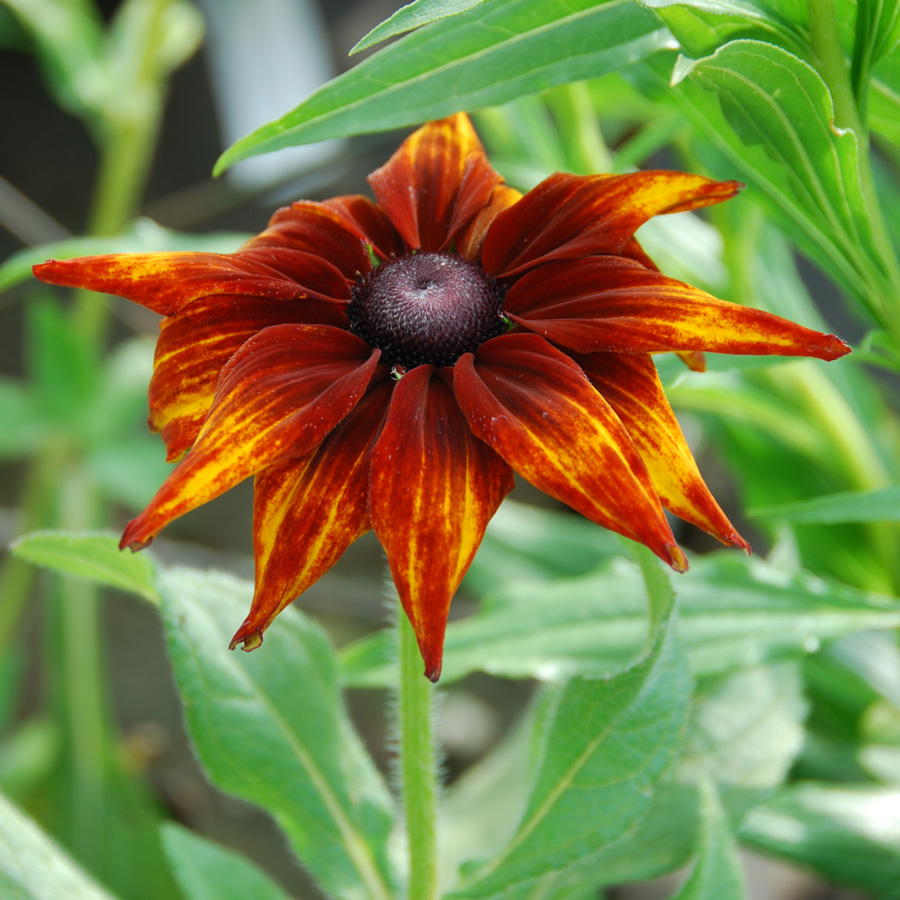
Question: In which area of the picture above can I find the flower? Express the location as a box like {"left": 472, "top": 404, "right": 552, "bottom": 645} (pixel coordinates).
{"left": 34, "top": 114, "right": 850, "bottom": 681}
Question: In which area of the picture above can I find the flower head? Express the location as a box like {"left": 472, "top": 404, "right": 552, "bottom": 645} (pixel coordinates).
{"left": 34, "top": 114, "right": 850, "bottom": 680}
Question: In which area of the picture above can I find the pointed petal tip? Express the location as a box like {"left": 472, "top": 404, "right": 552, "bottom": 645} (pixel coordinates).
{"left": 229, "top": 627, "right": 264, "bottom": 652}
{"left": 424, "top": 662, "right": 442, "bottom": 683}
{"left": 667, "top": 543, "right": 689, "bottom": 573}
{"left": 729, "top": 532, "right": 752, "bottom": 555}
{"left": 119, "top": 521, "right": 153, "bottom": 552}
{"left": 821, "top": 334, "right": 852, "bottom": 361}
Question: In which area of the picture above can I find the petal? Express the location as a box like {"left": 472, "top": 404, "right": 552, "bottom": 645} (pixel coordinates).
{"left": 577, "top": 352, "right": 749, "bottom": 551}
{"left": 369, "top": 366, "right": 514, "bottom": 681}
{"left": 242, "top": 200, "right": 384, "bottom": 280}
{"left": 121, "top": 324, "right": 384, "bottom": 549}
{"left": 368, "top": 113, "right": 503, "bottom": 252}
{"left": 33, "top": 252, "right": 310, "bottom": 316}
{"left": 229, "top": 381, "right": 393, "bottom": 651}
{"left": 149, "top": 295, "right": 350, "bottom": 461}
{"left": 458, "top": 184, "right": 523, "bottom": 262}
{"left": 504, "top": 257, "right": 851, "bottom": 360}
{"left": 324, "top": 195, "right": 405, "bottom": 261}
{"left": 454, "top": 333, "right": 686, "bottom": 571}
{"left": 481, "top": 171, "right": 742, "bottom": 276}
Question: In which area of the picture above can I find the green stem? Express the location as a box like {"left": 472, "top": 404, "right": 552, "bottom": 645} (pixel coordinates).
{"left": 397, "top": 612, "right": 439, "bottom": 900}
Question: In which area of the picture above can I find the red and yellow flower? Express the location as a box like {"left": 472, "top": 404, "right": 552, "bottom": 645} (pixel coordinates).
{"left": 34, "top": 114, "right": 850, "bottom": 680}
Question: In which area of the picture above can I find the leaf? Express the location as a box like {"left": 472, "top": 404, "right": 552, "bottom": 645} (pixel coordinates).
{"left": 351, "top": 0, "right": 487, "bottom": 54}
{"left": 750, "top": 485, "right": 900, "bottom": 524}
{"left": 667, "top": 40, "right": 897, "bottom": 324}
{"left": 669, "top": 780, "right": 746, "bottom": 900}
{"left": 341, "top": 553, "right": 900, "bottom": 687}
{"left": 1, "top": 218, "right": 250, "bottom": 292}
{"left": 159, "top": 824, "right": 295, "bottom": 900}
{"left": 214, "top": 0, "right": 673, "bottom": 172}
{"left": 741, "top": 783, "right": 900, "bottom": 896}
{"left": 157, "top": 567, "right": 398, "bottom": 900}
{"left": 10, "top": 531, "right": 159, "bottom": 604}
{"left": 0, "top": 790, "right": 120, "bottom": 900}
{"left": 448, "top": 624, "right": 692, "bottom": 898}
{"left": 0, "top": 379, "right": 47, "bottom": 460}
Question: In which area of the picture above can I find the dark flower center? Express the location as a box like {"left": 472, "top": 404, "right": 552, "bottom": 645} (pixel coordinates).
{"left": 348, "top": 252, "right": 506, "bottom": 369}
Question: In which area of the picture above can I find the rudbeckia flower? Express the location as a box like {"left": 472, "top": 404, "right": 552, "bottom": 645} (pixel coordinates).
{"left": 34, "top": 114, "right": 850, "bottom": 680}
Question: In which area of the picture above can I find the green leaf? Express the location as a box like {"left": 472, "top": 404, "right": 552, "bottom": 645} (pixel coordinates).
{"left": 10, "top": 531, "right": 159, "bottom": 604}
{"left": 214, "top": 0, "right": 673, "bottom": 172}
{"left": 0, "top": 790, "right": 120, "bottom": 900}
{"left": 157, "top": 567, "right": 398, "bottom": 900}
{"left": 667, "top": 39, "right": 897, "bottom": 325}
{"left": 159, "top": 823, "right": 294, "bottom": 900}
{"left": 341, "top": 553, "right": 900, "bottom": 687}
{"left": 350, "top": 0, "right": 487, "bottom": 54}
{"left": 750, "top": 485, "right": 900, "bottom": 524}
{"left": 0, "top": 379, "right": 47, "bottom": 459}
{"left": 741, "top": 783, "right": 900, "bottom": 896}
{"left": 449, "top": 624, "right": 691, "bottom": 897}
{"left": 851, "top": 0, "right": 900, "bottom": 116}
{"left": 669, "top": 780, "right": 746, "bottom": 900}
{"left": 1, "top": 218, "right": 250, "bottom": 293}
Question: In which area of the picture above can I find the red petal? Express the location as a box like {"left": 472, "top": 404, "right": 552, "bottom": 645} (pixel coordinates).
{"left": 229, "top": 382, "right": 393, "bottom": 651}
{"left": 33, "top": 252, "right": 310, "bottom": 316}
{"left": 149, "top": 295, "right": 349, "bottom": 461}
{"left": 242, "top": 200, "right": 385, "bottom": 280}
{"left": 368, "top": 114, "right": 503, "bottom": 252}
{"left": 578, "top": 352, "right": 749, "bottom": 551}
{"left": 481, "top": 171, "right": 742, "bottom": 276}
{"left": 324, "top": 195, "right": 405, "bottom": 261}
{"left": 458, "top": 184, "right": 523, "bottom": 262}
{"left": 369, "top": 366, "right": 514, "bottom": 681}
{"left": 454, "top": 333, "right": 685, "bottom": 571}
{"left": 121, "top": 325, "right": 384, "bottom": 549}
{"left": 504, "top": 257, "right": 851, "bottom": 360}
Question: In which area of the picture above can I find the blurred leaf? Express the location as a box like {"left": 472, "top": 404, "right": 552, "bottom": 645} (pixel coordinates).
{"left": 0, "top": 0, "right": 105, "bottom": 117}
{"left": 86, "top": 438, "right": 173, "bottom": 511}
{"left": 679, "top": 664, "right": 805, "bottom": 790}
{"left": 751, "top": 486, "right": 900, "bottom": 524}
{"left": 741, "top": 783, "right": 900, "bottom": 897}
{"left": 1, "top": 218, "right": 250, "bottom": 292}
{"left": 828, "top": 630, "right": 900, "bottom": 709}
{"left": 351, "top": 0, "right": 487, "bottom": 53}
{"left": 0, "top": 719, "right": 59, "bottom": 801}
{"left": 158, "top": 567, "right": 398, "bottom": 900}
{"left": 449, "top": 625, "right": 691, "bottom": 898}
{"left": 666, "top": 40, "right": 897, "bottom": 324}
{"left": 214, "top": 0, "right": 673, "bottom": 172}
{"left": 159, "top": 823, "right": 294, "bottom": 900}
{"left": 851, "top": 0, "right": 900, "bottom": 117}
{"left": 669, "top": 780, "right": 746, "bottom": 900}
{"left": 0, "top": 789, "right": 120, "bottom": 900}
{"left": 464, "top": 499, "right": 620, "bottom": 595}
{"left": 341, "top": 553, "right": 900, "bottom": 687}
{"left": 0, "top": 379, "right": 47, "bottom": 459}
{"left": 10, "top": 532, "right": 159, "bottom": 604}
{"left": 26, "top": 297, "right": 99, "bottom": 425}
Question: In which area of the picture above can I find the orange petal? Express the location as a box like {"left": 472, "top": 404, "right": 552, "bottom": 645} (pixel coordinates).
{"left": 368, "top": 113, "right": 503, "bottom": 252}
{"left": 676, "top": 350, "right": 707, "bottom": 372}
{"left": 121, "top": 324, "right": 384, "bottom": 550}
{"left": 481, "top": 171, "right": 742, "bottom": 276}
{"left": 324, "top": 195, "right": 405, "bottom": 261}
{"left": 242, "top": 199, "right": 388, "bottom": 280}
{"left": 33, "top": 252, "right": 310, "bottom": 316}
{"left": 578, "top": 352, "right": 749, "bottom": 551}
{"left": 369, "top": 366, "right": 514, "bottom": 681}
{"left": 454, "top": 333, "right": 685, "bottom": 571}
{"left": 149, "top": 295, "right": 350, "bottom": 461}
{"left": 229, "top": 382, "right": 393, "bottom": 651}
{"left": 458, "top": 184, "right": 523, "bottom": 262}
{"left": 504, "top": 257, "right": 851, "bottom": 359}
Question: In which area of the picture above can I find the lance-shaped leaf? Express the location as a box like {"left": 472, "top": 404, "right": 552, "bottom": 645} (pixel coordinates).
{"left": 448, "top": 623, "right": 691, "bottom": 898}
{"left": 350, "top": 0, "right": 488, "bottom": 53}
{"left": 751, "top": 486, "right": 900, "bottom": 523}
{"left": 157, "top": 567, "right": 398, "bottom": 900}
{"left": 214, "top": 0, "right": 673, "bottom": 172}
{"left": 340, "top": 553, "right": 900, "bottom": 686}
{"left": 665, "top": 40, "right": 899, "bottom": 326}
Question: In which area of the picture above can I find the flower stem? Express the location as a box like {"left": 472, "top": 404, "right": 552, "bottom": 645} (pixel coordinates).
{"left": 397, "top": 611, "right": 439, "bottom": 900}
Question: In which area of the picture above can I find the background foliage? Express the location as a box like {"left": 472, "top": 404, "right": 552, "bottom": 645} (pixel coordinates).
{"left": 2, "top": 0, "right": 900, "bottom": 898}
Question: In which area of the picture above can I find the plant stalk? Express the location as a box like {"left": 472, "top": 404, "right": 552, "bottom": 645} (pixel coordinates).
{"left": 398, "top": 611, "right": 439, "bottom": 900}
